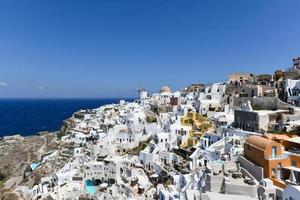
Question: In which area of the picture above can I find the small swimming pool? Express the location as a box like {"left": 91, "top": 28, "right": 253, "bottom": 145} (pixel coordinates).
{"left": 85, "top": 179, "right": 96, "bottom": 194}
{"left": 30, "top": 163, "right": 39, "bottom": 171}
{"left": 210, "top": 160, "right": 225, "bottom": 165}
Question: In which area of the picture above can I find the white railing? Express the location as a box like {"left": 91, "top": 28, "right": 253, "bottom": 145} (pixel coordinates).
{"left": 264, "top": 154, "right": 289, "bottom": 160}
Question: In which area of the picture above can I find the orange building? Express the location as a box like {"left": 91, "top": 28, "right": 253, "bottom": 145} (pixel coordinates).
{"left": 244, "top": 135, "right": 300, "bottom": 188}
{"left": 281, "top": 137, "right": 300, "bottom": 185}
{"left": 244, "top": 136, "right": 290, "bottom": 179}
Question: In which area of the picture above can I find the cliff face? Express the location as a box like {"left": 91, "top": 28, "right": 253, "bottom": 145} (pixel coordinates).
{"left": 58, "top": 121, "right": 68, "bottom": 139}
{"left": 0, "top": 132, "right": 60, "bottom": 199}
{"left": 57, "top": 112, "right": 83, "bottom": 139}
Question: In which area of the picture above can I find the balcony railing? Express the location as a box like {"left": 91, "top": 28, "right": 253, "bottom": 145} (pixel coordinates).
{"left": 288, "top": 149, "right": 300, "bottom": 155}
{"left": 264, "top": 154, "right": 289, "bottom": 160}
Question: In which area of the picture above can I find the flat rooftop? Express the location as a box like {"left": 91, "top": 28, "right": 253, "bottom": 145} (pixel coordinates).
{"left": 284, "top": 137, "right": 300, "bottom": 144}
{"left": 202, "top": 192, "right": 258, "bottom": 200}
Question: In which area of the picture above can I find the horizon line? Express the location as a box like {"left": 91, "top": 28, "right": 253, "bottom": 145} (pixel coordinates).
{"left": 0, "top": 97, "right": 137, "bottom": 100}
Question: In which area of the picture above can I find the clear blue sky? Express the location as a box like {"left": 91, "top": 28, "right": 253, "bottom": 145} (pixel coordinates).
{"left": 0, "top": 0, "right": 299, "bottom": 98}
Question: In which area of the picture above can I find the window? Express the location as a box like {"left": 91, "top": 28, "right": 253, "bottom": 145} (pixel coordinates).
{"left": 251, "top": 90, "right": 255, "bottom": 97}
{"left": 292, "top": 160, "right": 297, "bottom": 167}
{"left": 271, "top": 146, "right": 277, "bottom": 158}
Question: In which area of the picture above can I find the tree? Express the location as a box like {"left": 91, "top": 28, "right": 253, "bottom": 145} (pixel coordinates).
{"left": 274, "top": 70, "right": 283, "bottom": 81}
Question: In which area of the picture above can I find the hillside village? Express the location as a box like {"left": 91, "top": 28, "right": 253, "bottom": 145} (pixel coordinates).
{"left": 2, "top": 57, "right": 300, "bottom": 200}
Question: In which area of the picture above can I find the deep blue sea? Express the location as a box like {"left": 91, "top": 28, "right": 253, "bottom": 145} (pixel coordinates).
{"left": 0, "top": 98, "right": 134, "bottom": 137}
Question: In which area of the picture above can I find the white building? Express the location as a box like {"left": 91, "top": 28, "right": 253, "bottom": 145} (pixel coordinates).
{"left": 282, "top": 185, "right": 300, "bottom": 200}
{"left": 285, "top": 79, "right": 300, "bottom": 105}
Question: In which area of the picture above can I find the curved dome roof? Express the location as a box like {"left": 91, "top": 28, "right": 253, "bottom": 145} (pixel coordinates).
{"left": 159, "top": 86, "right": 171, "bottom": 93}
{"left": 245, "top": 135, "right": 275, "bottom": 150}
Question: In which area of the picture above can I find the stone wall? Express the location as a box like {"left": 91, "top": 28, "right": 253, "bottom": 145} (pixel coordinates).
{"left": 241, "top": 167, "right": 259, "bottom": 184}
{"left": 233, "top": 97, "right": 277, "bottom": 110}
{"left": 276, "top": 96, "right": 300, "bottom": 115}
{"left": 233, "top": 96, "right": 300, "bottom": 113}
{"left": 224, "top": 180, "right": 258, "bottom": 198}
{"left": 204, "top": 173, "right": 224, "bottom": 192}
{"left": 234, "top": 110, "right": 258, "bottom": 132}
{"left": 238, "top": 156, "right": 264, "bottom": 181}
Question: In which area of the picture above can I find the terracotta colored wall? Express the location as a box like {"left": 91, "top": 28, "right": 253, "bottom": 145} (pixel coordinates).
{"left": 264, "top": 143, "right": 284, "bottom": 156}
{"left": 265, "top": 157, "right": 290, "bottom": 178}
{"left": 270, "top": 177, "right": 287, "bottom": 189}
{"left": 244, "top": 143, "right": 265, "bottom": 167}
{"left": 244, "top": 136, "right": 300, "bottom": 188}
{"left": 282, "top": 140, "right": 300, "bottom": 151}
{"left": 244, "top": 141, "right": 289, "bottom": 178}
{"left": 290, "top": 154, "right": 300, "bottom": 167}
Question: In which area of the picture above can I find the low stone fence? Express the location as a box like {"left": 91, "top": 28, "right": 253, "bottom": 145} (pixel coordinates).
{"left": 238, "top": 156, "right": 263, "bottom": 181}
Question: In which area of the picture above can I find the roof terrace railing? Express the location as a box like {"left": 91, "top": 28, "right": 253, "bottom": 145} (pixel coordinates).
{"left": 264, "top": 153, "right": 289, "bottom": 160}
{"left": 286, "top": 149, "right": 300, "bottom": 155}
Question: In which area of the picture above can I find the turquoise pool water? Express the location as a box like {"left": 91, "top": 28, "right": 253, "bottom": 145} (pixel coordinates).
{"left": 85, "top": 179, "right": 96, "bottom": 194}
{"left": 30, "top": 163, "right": 39, "bottom": 171}
{"left": 210, "top": 160, "right": 225, "bottom": 165}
